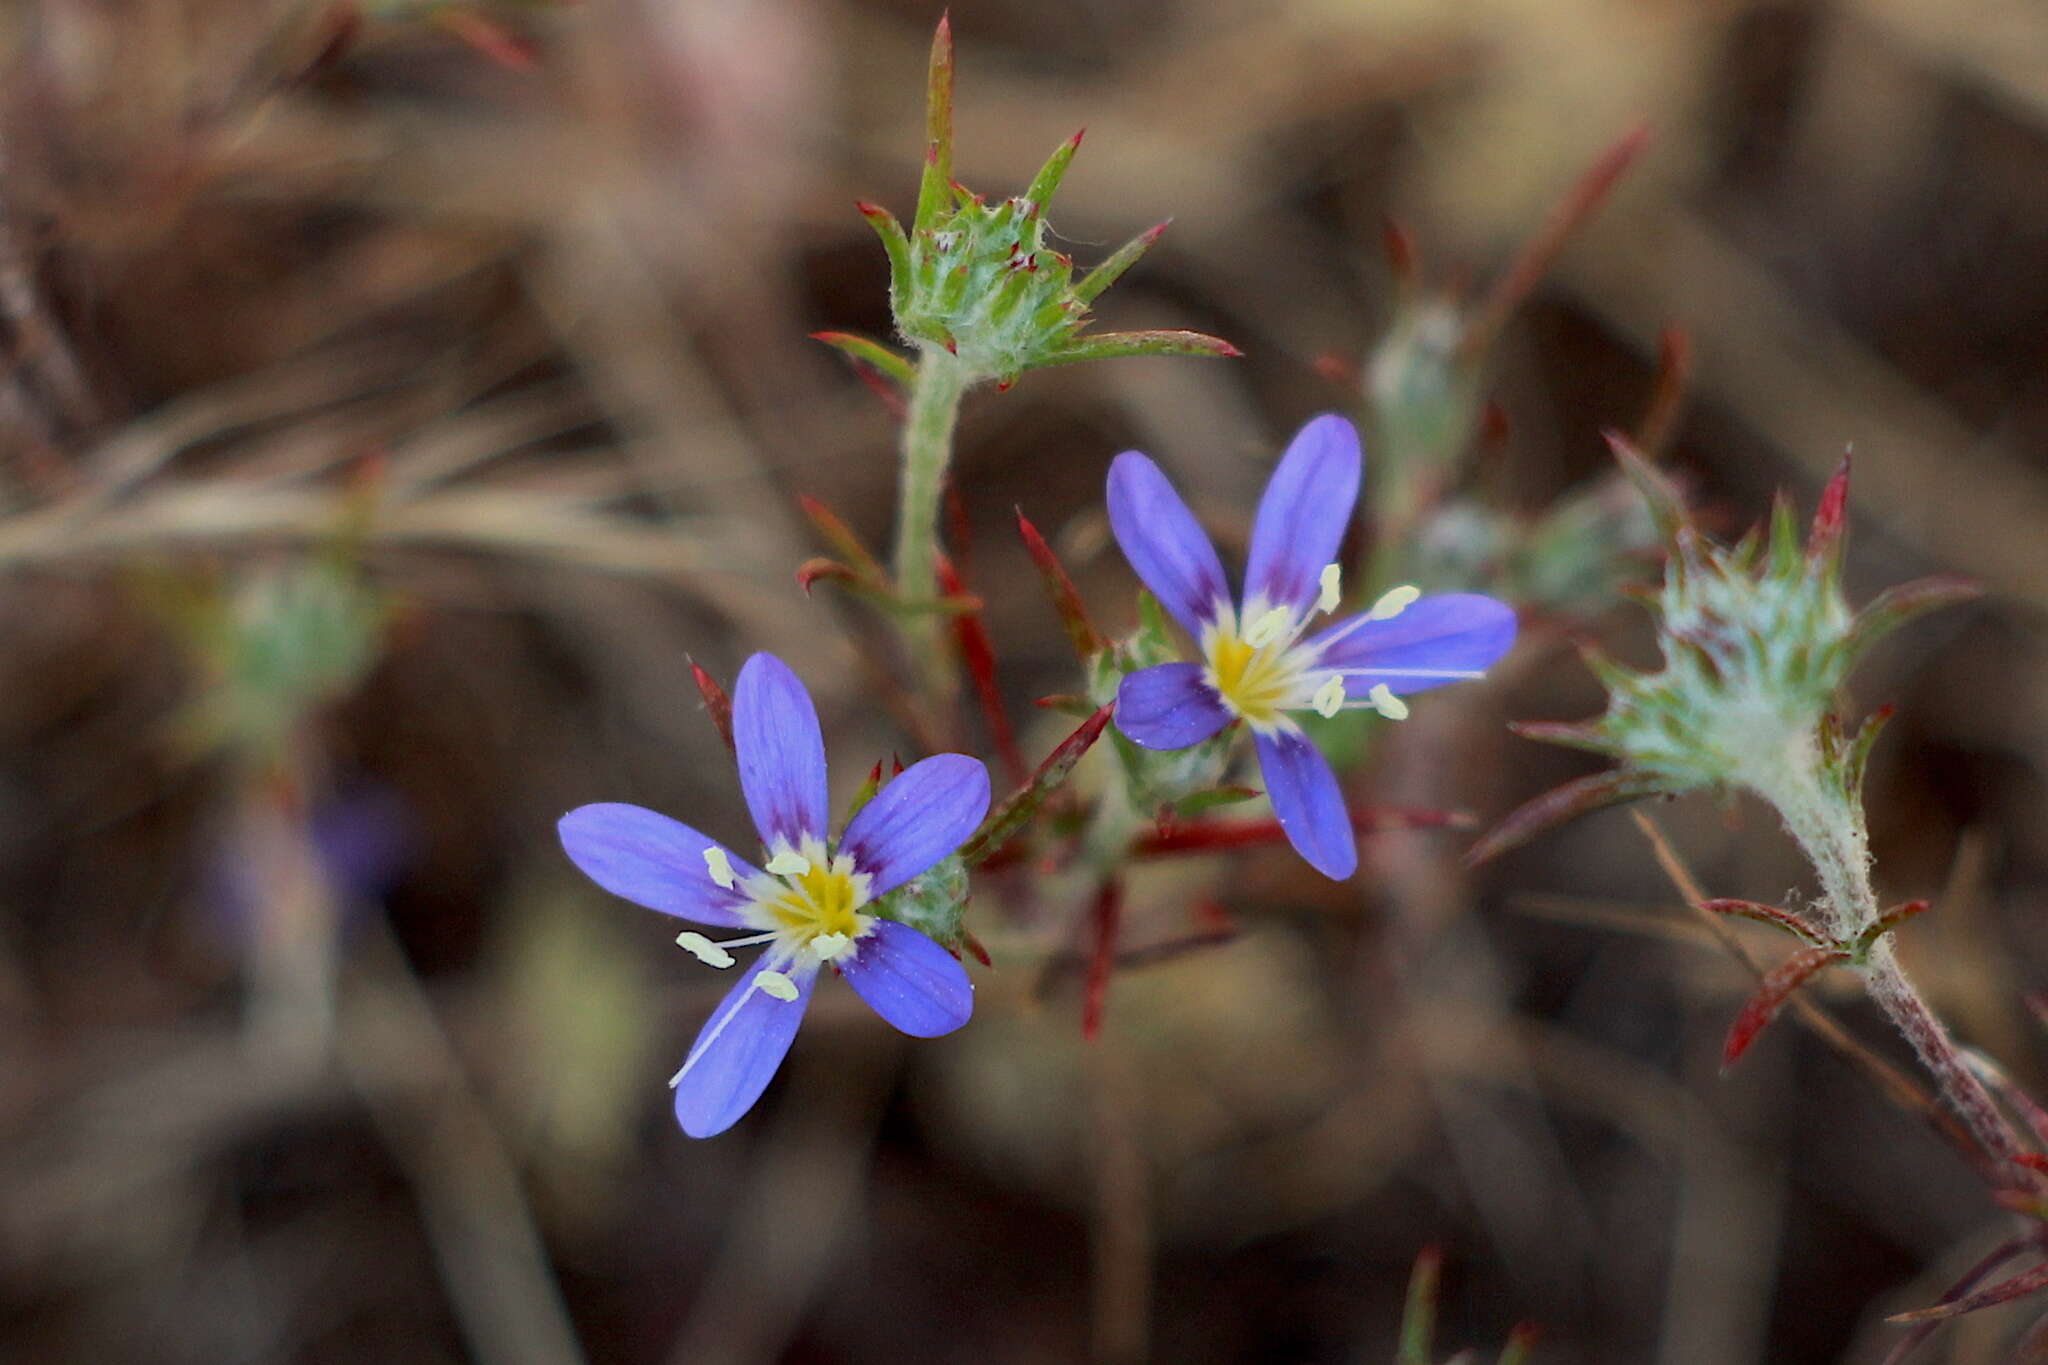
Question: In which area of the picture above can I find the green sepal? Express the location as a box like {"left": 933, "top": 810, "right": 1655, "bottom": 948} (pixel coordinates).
{"left": 845, "top": 759, "right": 886, "bottom": 822}
{"left": 1169, "top": 785, "right": 1262, "bottom": 820}
{"left": 874, "top": 853, "right": 971, "bottom": 951}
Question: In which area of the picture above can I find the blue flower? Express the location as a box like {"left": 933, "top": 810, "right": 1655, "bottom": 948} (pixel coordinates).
{"left": 559, "top": 653, "right": 990, "bottom": 1137}
{"left": 1108, "top": 414, "right": 1517, "bottom": 879}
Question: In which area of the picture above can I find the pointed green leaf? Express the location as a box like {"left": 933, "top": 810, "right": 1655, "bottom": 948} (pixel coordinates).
{"left": 1043, "top": 329, "right": 1242, "bottom": 367}
{"left": 1853, "top": 898, "right": 1930, "bottom": 958}
{"left": 846, "top": 758, "right": 886, "bottom": 821}
{"left": 1888, "top": 1258, "right": 2048, "bottom": 1324}
{"left": 1841, "top": 574, "right": 1982, "bottom": 662}
{"left": 1022, "top": 129, "right": 1085, "bottom": 213}
{"left": 1723, "top": 945, "right": 1846, "bottom": 1069}
{"left": 1841, "top": 703, "right": 1894, "bottom": 799}
{"left": 1606, "top": 430, "right": 1687, "bottom": 549}
{"left": 856, "top": 202, "right": 914, "bottom": 306}
{"left": 1696, "top": 898, "right": 1823, "bottom": 945}
{"left": 1464, "top": 768, "right": 1670, "bottom": 866}
{"left": 914, "top": 16, "right": 955, "bottom": 234}
{"left": 687, "top": 657, "right": 735, "bottom": 756}
{"left": 1073, "top": 221, "right": 1168, "bottom": 305}
{"left": 1508, "top": 719, "right": 1617, "bottom": 756}
{"left": 809, "top": 331, "right": 915, "bottom": 388}
{"left": 1398, "top": 1248, "right": 1442, "bottom": 1365}
{"left": 960, "top": 704, "right": 1115, "bottom": 865}
{"left": 1016, "top": 508, "right": 1105, "bottom": 658}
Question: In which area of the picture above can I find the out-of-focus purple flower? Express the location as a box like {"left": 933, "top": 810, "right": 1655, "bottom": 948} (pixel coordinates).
{"left": 1108, "top": 414, "right": 1517, "bottom": 879}
{"left": 558, "top": 653, "right": 990, "bottom": 1138}
{"left": 208, "top": 784, "right": 411, "bottom": 946}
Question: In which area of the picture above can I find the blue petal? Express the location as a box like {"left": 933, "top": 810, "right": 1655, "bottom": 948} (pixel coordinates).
{"left": 1253, "top": 728, "right": 1357, "bottom": 879}
{"left": 733, "top": 653, "right": 830, "bottom": 851}
{"left": 838, "top": 920, "right": 973, "bottom": 1037}
{"left": 671, "top": 956, "right": 817, "bottom": 1138}
{"left": 558, "top": 803, "right": 754, "bottom": 926}
{"left": 1106, "top": 452, "right": 1231, "bottom": 639}
{"left": 1244, "top": 414, "right": 1362, "bottom": 616}
{"left": 1310, "top": 594, "right": 1517, "bottom": 696}
{"left": 838, "top": 754, "right": 990, "bottom": 897}
{"left": 1115, "top": 663, "right": 1233, "bottom": 750}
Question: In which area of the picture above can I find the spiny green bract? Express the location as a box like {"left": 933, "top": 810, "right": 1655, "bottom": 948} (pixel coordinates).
{"left": 1590, "top": 488, "right": 1856, "bottom": 792}
{"left": 1468, "top": 440, "right": 1979, "bottom": 865}
{"left": 873, "top": 175, "right": 1162, "bottom": 386}
{"left": 841, "top": 19, "right": 1235, "bottom": 390}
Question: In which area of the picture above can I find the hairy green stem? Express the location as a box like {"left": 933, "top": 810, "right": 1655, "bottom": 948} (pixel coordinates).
{"left": 1768, "top": 749, "right": 2023, "bottom": 1168}
{"left": 1862, "top": 938, "right": 2022, "bottom": 1166}
{"left": 892, "top": 349, "right": 970, "bottom": 691}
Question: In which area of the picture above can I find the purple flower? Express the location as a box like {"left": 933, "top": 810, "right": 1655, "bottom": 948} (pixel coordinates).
{"left": 558, "top": 653, "right": 990, "bottom": 1138}
{"left": 1108, "top": 414, "right": 1517, "bottom": 879}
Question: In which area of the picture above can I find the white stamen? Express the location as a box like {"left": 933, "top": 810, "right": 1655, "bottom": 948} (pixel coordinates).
{"left": 1243, "top": 605, "right": 1293, "bottom": 647}
{"left": 1367, "top": 585, "right": 1422, "bottom": 621}
{"left": 675, "top": 932, "right": 736, "bottom": 969}
{"left": 756, "top": 969, "right": 801, "bottom": 1001}
{"left": 810, "top": 931, "right": 854, "bottom": 960}
{"left": 1368, "top": 683, "right": 1410, "bottom": 720}
{"left": 670, "top": 967, "right": 771, "bottom": 1086}
{"left": 1311, "top": 676, "right": 1346, "bottom": 719}
{"left": 1329, "top": 665, "right": 1483, "bottom": 680}
{"left": 765, "top": 848, "right": 811, "bottom": 877}
{"left": 703, "top": 846, "right": 738, "bottom": 890}
{"left": 1318, "top": 563, "right": 1342, "bottom": 614}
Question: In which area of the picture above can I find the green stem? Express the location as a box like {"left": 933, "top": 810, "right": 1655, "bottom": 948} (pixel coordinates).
{"left": 892, "top": 349, "right": 971, "bottom": 691}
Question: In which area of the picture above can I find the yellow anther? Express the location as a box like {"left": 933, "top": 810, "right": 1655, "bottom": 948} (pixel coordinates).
{"left": 1318, "top": 563, "right": 1342, "bottom": 614}
{"left": 675, "top": 932, "right": 736, "bottom": 969}
{"left": 1368, "top": 683, "right": 1409, "bottom": 721}
{"left": 765, "top": 848, "right": 811, "bottom": 877}
{"left": 1311, "top": 676, "right": 1346, "bottom": 719}
{"left": 703, "top": 846, "right": 738, "bottom": 890}
{"left": 755, "top": 969, "right": 801, "bottom": 1002}
{"left": 1367, "top": 585, "right": 1421, "bottom": 621}
{"left": 1242, "top": 605, "right": 1292, "bottom": 647}
{"left": 810, "top": 931, "right": 854, "bottom": 961}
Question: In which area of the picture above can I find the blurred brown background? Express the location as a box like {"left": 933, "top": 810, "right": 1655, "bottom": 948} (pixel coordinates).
{"left": 2, "top": 0, "right": 2047, "bottom": 1361}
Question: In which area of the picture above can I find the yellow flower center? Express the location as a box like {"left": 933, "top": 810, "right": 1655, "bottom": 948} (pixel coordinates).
{"left": 746, "top": 839, "right": 873, "bottom": 961}
{"left": 1204, "top": 614, "right": 1304, "bottom": 731}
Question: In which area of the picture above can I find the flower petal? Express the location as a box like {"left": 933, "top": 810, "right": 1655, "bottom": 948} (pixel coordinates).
{"left": 671, "top": 956, "right": 818, "bottom": 1138}
{"left": 1253, "top": 728, "right": 1356, "bottom": 879}
{"left": 1115, "top": 662, "right": 1232, "bottom": 750}
{"left": 839, "top": 753, "right": 990, "bottom": 897}
{"left": 1310, "top": 593, "right": 1517, "bottom": 696}
{"left": 1244, "top": 414, "right": 1362, "bottom": 616}
{"left": 1106, "top": 451, "right": 1230, "bottom": 638}
{"left": 838, "top": 919, "right": 973, "bottom": 1037}
{"left": 733, "top": 653, "right": 830, "bottom": 851}
{"left": 558, "top": 803, "right": 754, "bottom": 926}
